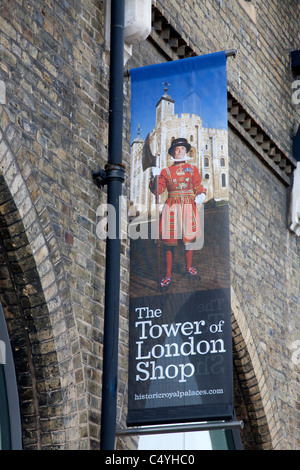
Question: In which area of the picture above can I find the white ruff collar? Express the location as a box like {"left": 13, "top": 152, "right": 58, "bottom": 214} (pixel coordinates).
{"left": 170, "top": 157, "right": 191, "bottom": 162}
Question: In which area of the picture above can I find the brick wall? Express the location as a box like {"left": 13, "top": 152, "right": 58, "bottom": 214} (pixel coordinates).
{"left": 128, "top": 0, "right": 300, "bottom": 450}
{"left": 0, "top": 0, "right": 111, "bottom": 449}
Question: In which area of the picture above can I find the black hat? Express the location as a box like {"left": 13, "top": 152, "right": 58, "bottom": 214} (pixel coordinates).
{"left": 168, "top": 138, "right": 191, "bottom": 156}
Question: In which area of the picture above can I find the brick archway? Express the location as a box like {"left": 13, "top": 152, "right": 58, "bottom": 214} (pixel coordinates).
{"left": 0, "top": 110, "right": 82, "bottom": 449}
{"left": 231, "top": 288, "right": 275, "bottom": 450}
{"left": 0, "top": 171, "right": 58, "bottom": 448}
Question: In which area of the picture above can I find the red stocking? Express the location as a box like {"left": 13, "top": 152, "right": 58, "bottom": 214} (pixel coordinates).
{"left": 185, "top": 249, "right": 193, "bottom": 270}
{"left": 165, "top": 250, "right": 173, "bottom": 278}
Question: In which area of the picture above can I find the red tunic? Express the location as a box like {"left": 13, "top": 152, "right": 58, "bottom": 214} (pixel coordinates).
{"left": 149, "top": 162, "right": 206, "bottom": 246}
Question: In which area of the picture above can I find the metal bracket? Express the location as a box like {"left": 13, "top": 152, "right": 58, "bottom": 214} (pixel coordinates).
{"left": 225, "top": 48, "right": 237, "bottom": 58}
{"left": 92, "top": 163, "right": 126, "bottom": 188}
{"left": 116, "top": 420, "right": 244, "bottom": 437}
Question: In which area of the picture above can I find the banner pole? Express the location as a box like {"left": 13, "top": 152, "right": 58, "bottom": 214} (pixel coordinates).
{"left": 124, "top": 49, "right": 237, "bottom": 77}
{"left": 99, "top": 0, "right": 125, "bottom": 451}
{"left": 116, "top": 420, "right": 244, "bottom": 436}
{"left": 225, "top": 48, "right": 237, "bottom": 58}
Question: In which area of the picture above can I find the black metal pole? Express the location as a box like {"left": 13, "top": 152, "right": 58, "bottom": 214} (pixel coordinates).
{"left": 100, "top": 0, "right": 125, "bottom": 450}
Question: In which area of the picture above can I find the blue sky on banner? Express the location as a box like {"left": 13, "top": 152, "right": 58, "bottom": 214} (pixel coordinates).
{"left": 130, "top": 51, "right": 228, "bottom": 143}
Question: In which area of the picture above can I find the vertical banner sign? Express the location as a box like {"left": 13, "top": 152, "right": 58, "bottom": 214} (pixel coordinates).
{"left": 127, "top": 52, "right": 233, "bottom": 426}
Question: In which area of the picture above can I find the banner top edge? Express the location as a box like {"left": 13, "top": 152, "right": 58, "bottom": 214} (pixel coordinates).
{"left": 126, "top": 49, "right": 236, "bottom": 79}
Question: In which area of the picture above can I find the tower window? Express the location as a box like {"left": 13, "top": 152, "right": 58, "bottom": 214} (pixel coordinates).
{"left": 222, "top": 173, "right": 226, "bottom": 188}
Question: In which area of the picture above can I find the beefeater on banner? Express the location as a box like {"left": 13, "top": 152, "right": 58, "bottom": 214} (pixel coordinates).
{"left": 149, "top": 137, "right": 207, "bottom": 289}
